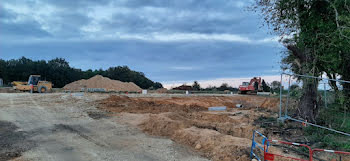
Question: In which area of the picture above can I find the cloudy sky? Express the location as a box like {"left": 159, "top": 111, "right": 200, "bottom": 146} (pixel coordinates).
{"left": 0, "top": 0, "right": 284, "bottom": 88}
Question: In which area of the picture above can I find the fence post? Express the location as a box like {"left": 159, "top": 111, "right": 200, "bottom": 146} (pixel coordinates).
{"left": 285, "top": 76, "right": 291, "bottom": 117}
{"left": 279, "top": 74, "right": 283, "bottom": 119}
{"left": 324, "top": 82, "right": 327, "bottom": 109}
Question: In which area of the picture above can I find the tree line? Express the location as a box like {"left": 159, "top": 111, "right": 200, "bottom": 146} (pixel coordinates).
{"left": 179, "top": 80, "right": 276, "bottom": 92}
{"left": 0, "top": 57, "right": 163, "bottom": 89}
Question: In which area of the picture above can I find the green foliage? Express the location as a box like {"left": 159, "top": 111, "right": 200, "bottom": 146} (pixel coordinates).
{"left": 201, "top": 84, "right": 238, "bottom": 92}
{"left": 305, "top": 127, "right": 350, "bottom": 151}
{"left": 254, "top": 0, "right": 350, "bottom": 122}
{"left": 289, "top": 84, "right": 302, "bottom": 97}
{"left": 262, "top": 79, "right": 271, "bottom": 92}
{"left": 255, "top": 0, "right": 350, "bottom": 81}
{"left": 270, "top": 81, "right": 281, "bottom": 94}
{"left": 218, "top": 83, "right": 229, "bottom": 91}
{"left": 304, "top": 102, "right": 350, "bottom": 151}
{"left": 103, "top": 66, "right": 161, "bottom": 89}
{"left": 192, "top": 81, "right": 201, "bottom": 91}
{"left": 202, "top": 85, "right": 218, "bottom": 91}
{"left": 153, "top": 82, "right": 163, "bottom": 89}
{"left": 0, "top": 57, "right": 162, "bottom": 89}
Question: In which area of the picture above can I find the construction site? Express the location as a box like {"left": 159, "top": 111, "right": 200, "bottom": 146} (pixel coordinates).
{"left": 0, "top": 74, "right": 349, "bottom": 161}
{"left": 1, "top": 0, "right": 350, "bottom": 161}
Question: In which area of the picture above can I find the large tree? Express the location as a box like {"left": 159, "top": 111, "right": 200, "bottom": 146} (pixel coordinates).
{"left": 254, "top": 0, "right": 350, "bottom": 122}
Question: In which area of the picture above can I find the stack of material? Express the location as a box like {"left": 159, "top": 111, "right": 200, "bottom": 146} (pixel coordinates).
{"left": 63, "top": 75, "right": 142, "bottom": 92}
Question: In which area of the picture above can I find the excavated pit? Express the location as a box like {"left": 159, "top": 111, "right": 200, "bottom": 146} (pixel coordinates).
{"left": 98, "top": 95, "right": 280, "bottom": 161}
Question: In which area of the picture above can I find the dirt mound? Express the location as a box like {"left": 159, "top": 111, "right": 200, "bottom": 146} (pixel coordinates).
{"left": 98, "top": 95, "right": 279, "bottom": 161}
{"left": 131, "top": 95, "right": 279, "bottom": 110}
{"left": 155, "top": 88, "right": 168, "bottom": 93}
{"left": 259, "top": 97, "right": 280, "bottom": 109}
{"left": 138, "top": 113, "right": 253, "bottom": 161}
{"left": 63, "top": 75, "right": 142, "bottom": 92}
{"left": 172, "top": 127, "right": 251, "bottom": 161}
{"left": 140, "top": 113, "right": 189, "bottom": 136}
{"left": 99, "top": 95, "right": 208, "bottom": 114}
{"left": 139, "top": 110, "right": 260, "bottom": 138}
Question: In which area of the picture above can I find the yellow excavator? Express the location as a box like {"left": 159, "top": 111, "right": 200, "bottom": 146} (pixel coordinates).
{"left": 12, "top": 75, "right": 53, "bottom": 93}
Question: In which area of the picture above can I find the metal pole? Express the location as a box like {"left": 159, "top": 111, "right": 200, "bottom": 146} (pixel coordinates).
{"left": 279, "top": 74, "right": 283, "bottom": 119}
{"left": 287, "top": 117, "right": 350, "bottom": 137}
{"left": 324, "top": 82, "right": 327, "bottom": 109}
{"left": 285, "top": 76, "right": 291, "bottom": 117}
{"left": 282, "top": 73, "right": 350, "bottom": 84}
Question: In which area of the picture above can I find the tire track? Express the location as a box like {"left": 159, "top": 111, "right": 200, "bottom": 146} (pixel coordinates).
{"left": 54, "top": 124, "right": 109, "bottom": 148}
{"left": 29, "top": 95, "right": 44, "bottom": 110}
{"left": 10, "top": 95, "right": 14, "bottom": 108}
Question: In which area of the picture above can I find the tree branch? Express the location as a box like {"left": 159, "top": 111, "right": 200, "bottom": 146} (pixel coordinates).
{"left": 328, "top": 0, "right": 350, "bottom": 40}
{"left": 286, "top": 45, "right": 306, "bottom": 63}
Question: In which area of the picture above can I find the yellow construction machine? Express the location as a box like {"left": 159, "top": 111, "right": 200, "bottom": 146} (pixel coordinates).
{"left": 12, "top": 75, "right": 53, "bottom": 93}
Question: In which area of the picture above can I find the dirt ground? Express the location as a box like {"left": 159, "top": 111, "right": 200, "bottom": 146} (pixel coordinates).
{"left": 0, "top": 93, "right": 209, "bottom": 161}
{"left": 1, "top": 92, "right": 316, "bottom": 161}
{"left": 98, "top": 95, "right": 281, "bottom": 161}
{"left": 1, "top": 92, "right": 345, "bottom": 161}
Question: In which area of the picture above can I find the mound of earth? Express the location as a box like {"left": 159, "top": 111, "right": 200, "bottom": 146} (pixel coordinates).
{"left": 98, "top": 95, "right": 280, "bottom": 161}
{"left": 99, "top": 95, "right": 208, "bottom": 114}
{"left": 172, "top": 127, "right": 251, "bottom": 161}
{"left": 63, "top": 75, "right": 142, "bottom": 92}
{"left": 100, "top": 95, "right": 280, "bottom": 111}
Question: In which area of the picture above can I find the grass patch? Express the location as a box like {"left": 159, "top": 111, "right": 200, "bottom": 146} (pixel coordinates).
{"left": 305, "top": 107, "right": 350, "bottom": 151}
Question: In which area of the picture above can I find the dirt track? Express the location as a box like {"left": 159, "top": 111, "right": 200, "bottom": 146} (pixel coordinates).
{"left": 0, "top": 93, "right": 209, "bottom": 161}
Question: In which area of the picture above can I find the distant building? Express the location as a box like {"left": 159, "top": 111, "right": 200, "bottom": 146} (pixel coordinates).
{"left": 0, "top": 78, "right": 3, "bottom": 87}
{"left": 173, "top": 85, "right": 193, "bottom": 91}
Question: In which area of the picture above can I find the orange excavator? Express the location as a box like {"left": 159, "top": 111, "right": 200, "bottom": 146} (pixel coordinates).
{"left": 238, "top": 77, "right": 263, "bottom": 94}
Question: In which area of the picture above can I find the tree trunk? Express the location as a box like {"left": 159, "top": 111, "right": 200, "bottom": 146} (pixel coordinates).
{"left": 326, "top": 73, "right": 339, "bottom": 91}
{"left": 298, "top": 78, "right": 319, "bottom": 123}
{"left": 286, "top": 44, "right": 321, "bottom": 123}
{"left": 342, "top": 77, "right": 350, "bottom": 106}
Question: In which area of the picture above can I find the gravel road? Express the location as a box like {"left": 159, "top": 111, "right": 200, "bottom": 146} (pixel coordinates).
{"left": 0, "top": 93, "right": 208, "bottom": 161}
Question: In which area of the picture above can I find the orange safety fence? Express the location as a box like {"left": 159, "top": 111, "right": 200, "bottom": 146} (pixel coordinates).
{"left": 253, "top": 130, "right": 350, "bottom": 161}
{"left": 264, "top": 139, "right": 312, "bottom": 161}
{"left": 312, "top": 149, "right": 350, "bottom": 161}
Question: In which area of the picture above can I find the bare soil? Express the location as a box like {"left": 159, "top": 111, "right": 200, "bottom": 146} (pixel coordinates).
{"left": 0, "top": 87, "right": 18, "bottom": 93}
{"left": 98, "top": 95, "right": 280, "bottom": 161}
{"left": 0, "top": 121, "right": 35, "bottom": 161}
{"left": 0, "top": 93, "right": 208, "bottom": 161}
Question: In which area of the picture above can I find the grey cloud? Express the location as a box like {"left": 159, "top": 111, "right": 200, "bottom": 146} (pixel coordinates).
{"left": 52, "top": 12, "right": 91, "bottom": 37}
{"left": 0, "top": 0, "right": 281, "bottom": 82}
{"left": 0, "top": 21, "right": 51, "bottom": 38}
{"left": 0, "top": 39, "right": 280, "bottom": 81}
{"left": 99, "top": 6, "right": 261, "bottom": 36}
{"left": 45, "top": 0, "right": 111, "bottom": 9}
{"left": 123, "top": 0, "right": 245, "bottom": 11}
{"left": 0, "top": 6, "right": 16, "bottom": 20}
{"left": 1, "top": 0, "right": 267, "bottom": 40}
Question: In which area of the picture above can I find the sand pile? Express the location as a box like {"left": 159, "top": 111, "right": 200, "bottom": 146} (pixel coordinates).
{"left": 63, "top": 75, "right": 142, "bottom": 92}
